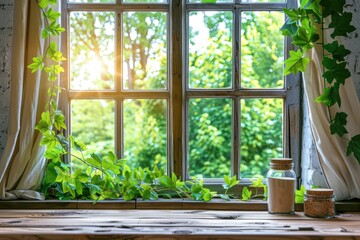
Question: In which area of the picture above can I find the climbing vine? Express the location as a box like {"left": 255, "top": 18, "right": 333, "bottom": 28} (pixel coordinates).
{"left": 281, "top": 0, "right": 360, "bottom": 163}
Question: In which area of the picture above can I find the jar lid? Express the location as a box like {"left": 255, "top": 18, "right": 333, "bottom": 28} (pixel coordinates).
{"left": 306, "top": 188, "right": 334, "bottom": 197}
{"left": 270, "top": 158, "right": 293, "bottom": 170}
{"left": 270, "top": 158, "right": 292, "bottom": 164}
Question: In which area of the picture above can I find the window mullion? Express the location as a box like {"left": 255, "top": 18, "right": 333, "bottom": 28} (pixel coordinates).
{"left": 233, "top": 7, "right": 241, "bottom": 179}
{"left": 116, "top": 11, "right": 123, "bottom": 159}
{"left": 172, "top": 0, "right": 184, "bottom": 179}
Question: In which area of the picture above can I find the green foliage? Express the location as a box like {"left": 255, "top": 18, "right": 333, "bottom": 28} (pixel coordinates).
{"left": 241, "top": 187, "right": 252, "bottom": 201}
{"left": 219, "top": 175, "right": 240, "bottom": 201}
{"left": 241, "top": 178, "right": 267, "bottom": 201}
{"left": 330, "top": 112, "right": 348, "bottom": 137}
{"left": 347, "top": 135, "right": 360, "bottom": 162}
{"left": 284, "top": 49, "right": 310, "bottom": 75}
{"left": 282, "top": 0, "right": 360, "bottom": 164}
{"left": 295, "top": 185, "right": 306, "bottom": 203}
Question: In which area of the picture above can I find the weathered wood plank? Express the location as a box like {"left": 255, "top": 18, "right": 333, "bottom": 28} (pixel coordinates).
{"left": 0, "top": 210, "right": 358, "bottom": 239}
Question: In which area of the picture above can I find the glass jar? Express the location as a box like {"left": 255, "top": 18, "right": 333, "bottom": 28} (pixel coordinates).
{"left": 304, "top": 189, "right": 335, "bottom": 218}
{"left": 266, "top": 158, "right": 296, "bottom": 214}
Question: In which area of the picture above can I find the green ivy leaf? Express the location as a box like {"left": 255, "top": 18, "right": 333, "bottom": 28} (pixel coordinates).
{"left": 38, "top": 0, "right": 49, "bottom": 9}
{"left": 329, "top": 12, "right": 356, "bottom": 38}
{"left": 75, "top": 180, "right": 83, "bottom": 195}
{"left": 241, "top": 187, "right": 252, "bottom": 201}
{"left": 86, "top": 155, "right": 102, "bottom": 168}
{"left": 76, "top": 173, "right": 90, "bottom": 183}
{"left": 40, "top": 131, "right": 58, "bottom": 149}
{"left": 301, "top": 0, "right": 321, "bottom": 19}
{"left": 315, "top": 86, "right": 339, "bottom": 107}
{"left": 27, "top": 56, "right": 44, "bottom": 73}
{"left": 322, "top": 60, "right": 350, "bottom": 85}
{"left": 347, "top": 135, "right": 360, "bottom": 163}
{"left": 295, "top": 185, "right": 306, "bottom": 203}
{"left": 88, "top": 183, "right": 102, "bottom": 198}
{"left": 284, "top": 49, "right": 310, "bottom": 75}
{"left": 202, "top": 190, "right": 213, "bottom": 202}
{"left": 160, "top": 175, "right": 174, "bottom": 188}
{"left": 324, "top": 41, "right": 351, "bottom": 62}
{"left": 330, "top": 112, "right": 348, "bottom": 137}
{"left": 44, "top": 147, "right": 63, "bottom": 162}
{"left": 250, "top": 178, "right": 265, "bottom": 188}
{"left": 292, "top": 27, "right": 312, "bottom": 49}
{"left": 320, "top": 0, "right": 346, "bottom": 17}
{"left": 283, "top": 8, "right": 304, "bottom": 23}
{"left": 44, "top": 8, "right": 61, "bottom": 22}
{"left": 44, "top": 161, "right": 59, "bottom": 184}
{"left": 223, "top": 175, "right": 239, "bottom": 190}
{"left": 53, "top": 110, "right": 66, "bottom": 131}
{"left": 35, "top": 111, "right": 52, "bottom": 133}
{"left": 280, "top": 20, "right": 298, "bottom": 36}
{"left": 219, "top": 194, "right": 231, "bottom": 201}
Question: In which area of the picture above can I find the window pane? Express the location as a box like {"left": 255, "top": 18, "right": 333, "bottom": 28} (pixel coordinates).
{"left": 240, "top": 98, "right": 283, "bottom": 178}
{"left": 188, "top": 98, "right": 232, "bottom": 178}
{"left": 188, "top": 11, "right": 233, "bottom": 89}
{"left": 71, "top": 100, "right": 115, "bottom": 169}
{"left": 123, "top": 12, "right": 168, "bottom": 90}
{"left": 70, "top": 12, "right": 115, "bottom": 90}
{"left": 123, "top": 99, "right": 167, "bottom": 170}
{"left": 241, "top": 11, "right": 284, "bottom": 88}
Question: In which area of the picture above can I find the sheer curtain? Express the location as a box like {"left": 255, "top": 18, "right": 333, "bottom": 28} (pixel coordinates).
{"left": 303, "top": 25, "right": 360, "bottom": 200}
{"left": 0, "top": 0, "right": 54, "bottom": 200}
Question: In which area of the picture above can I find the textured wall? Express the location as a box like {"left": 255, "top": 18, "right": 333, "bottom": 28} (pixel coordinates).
{"left": 301, "top": 0, "right": 360, "bottom": 189}
{"left": 0, "top": 0, "right": 13, "bottom": 157}
{"left": 346, "top": 0, "right": 360, "bottom": 100}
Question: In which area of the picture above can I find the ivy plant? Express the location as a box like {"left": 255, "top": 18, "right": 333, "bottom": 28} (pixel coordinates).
{"left": 281, "top": 0, "right": 360, "bottom": 163}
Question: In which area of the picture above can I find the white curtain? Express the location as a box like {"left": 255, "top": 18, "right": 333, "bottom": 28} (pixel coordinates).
{"left": 0, "top": 0, "right": 54, "bottom": 200}
{"left": 303, "top": 24, "right": 360, "bottom": 200}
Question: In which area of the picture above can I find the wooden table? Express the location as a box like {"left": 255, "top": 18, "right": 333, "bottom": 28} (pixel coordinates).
{"left": 0, "top": 210, "right": 358, "bottom": 239}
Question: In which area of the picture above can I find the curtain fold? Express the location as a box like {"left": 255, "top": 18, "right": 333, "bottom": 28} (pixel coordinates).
{"left": 303, "top": 26, "right": 360, "bottom": 200}
{"left": 0, "top": 0, "right": 51, "bottom": 200}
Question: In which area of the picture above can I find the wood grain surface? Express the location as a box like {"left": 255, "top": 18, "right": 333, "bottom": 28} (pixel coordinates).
{"left": 0, "top": 210, "right": 358, "bottom": 239}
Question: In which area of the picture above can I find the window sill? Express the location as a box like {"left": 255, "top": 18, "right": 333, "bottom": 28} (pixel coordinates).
{"left": 0, "top": 198, "right": 358, "bottom": 212}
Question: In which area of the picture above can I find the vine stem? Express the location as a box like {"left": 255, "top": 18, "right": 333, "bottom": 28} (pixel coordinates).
{"left": 320, "top": 6, "right": 333, "bottom": 122}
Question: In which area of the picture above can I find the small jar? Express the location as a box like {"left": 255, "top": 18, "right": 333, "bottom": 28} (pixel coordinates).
{"left": 304, "top": 189, "right": 335, "bottom": 218}
{"left": 266, "top": 158, "right": 296, "bottom": 214}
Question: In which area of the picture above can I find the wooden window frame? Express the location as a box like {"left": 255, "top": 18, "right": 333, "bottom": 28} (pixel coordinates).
{"left": 60, "top": 0, "right": 301, "bottom": 189}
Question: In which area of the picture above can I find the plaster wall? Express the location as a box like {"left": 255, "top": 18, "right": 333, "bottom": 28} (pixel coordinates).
{"left": 0, "top": 0, "right": 13, "bottom": 157}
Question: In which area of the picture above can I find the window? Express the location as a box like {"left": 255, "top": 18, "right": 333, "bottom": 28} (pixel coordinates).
{"left": 62, "top": 0, "right": 299, "bottom": 185}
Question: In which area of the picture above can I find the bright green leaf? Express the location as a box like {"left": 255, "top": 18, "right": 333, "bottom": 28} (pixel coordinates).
{"left": 315, "top": 87, "right": 338, "bottom": 106}
{"left": 38, "top": 0, "right": 49, "bottom": 9}
{"left": 241, "top": 187, "right": 252, "bottom": 201}
{"left": 27, "top": 56, "right": 44, "bottom": 73}
{"left": 295, "top": 185, "right": 306, "bottom": 203}
{"left": 284, "top": 49, "right": 310, "bottom": 75}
